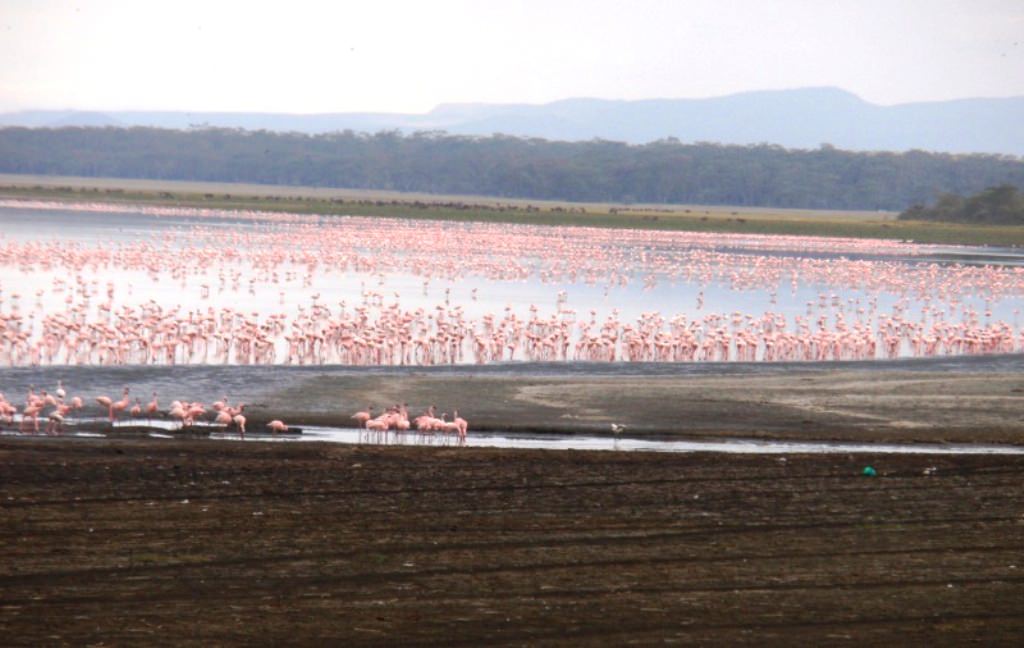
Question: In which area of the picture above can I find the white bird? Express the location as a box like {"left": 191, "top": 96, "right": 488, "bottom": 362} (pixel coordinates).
{"left": 610, "top": 423, "right": 625, "bottom": 434}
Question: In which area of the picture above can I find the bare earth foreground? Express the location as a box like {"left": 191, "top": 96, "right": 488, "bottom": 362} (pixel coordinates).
{"left": 2, "top": 362, "right": 1024, "bottom": 644}
{"left": 1, "top": 437, "right": 1023, "bottom": 646}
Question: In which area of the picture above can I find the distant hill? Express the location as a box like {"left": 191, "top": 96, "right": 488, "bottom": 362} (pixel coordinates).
{"left": 2, "top": 88, "right": 1022, "bottom": 155}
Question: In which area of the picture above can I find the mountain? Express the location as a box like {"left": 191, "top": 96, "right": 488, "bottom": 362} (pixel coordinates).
{"left": 2, "top": 87, "right": 1022, "bottom": 155}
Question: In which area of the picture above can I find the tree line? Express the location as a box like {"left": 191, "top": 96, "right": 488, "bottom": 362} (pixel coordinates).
{"left": 1, "top": 127, "right": 1023, "bottom": 211}
{"left": 900, "top": 185, "right": 1024, "bottom": 224}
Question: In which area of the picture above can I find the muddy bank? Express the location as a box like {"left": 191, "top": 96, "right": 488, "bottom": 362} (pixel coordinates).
{"left": 263, "top": 369, "right": 1024, "bottom": 444}
{"left": 3, "top": 358, "right": 1024, "bottom": 444}
{"left": 1, "top": 437, "right": 1023, "bottom": 645}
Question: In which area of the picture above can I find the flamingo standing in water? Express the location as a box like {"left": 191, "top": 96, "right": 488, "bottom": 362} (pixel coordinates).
{"left": 168, "top": 402, "right": 189, "bottom": 429}
{"left": 96, "top": 394, "right": 113, "bottom": 420}
{"left": 439, "top": 412, "right": 461, "bottom": 439}
{"left": 233, "top": 411, "right": 247, "bottom": 438}
{"left": 145, "top": 392, "right": 159, "bottom": 425}
{"left": 351, "top": 406, "right": 373, "bottom": 428}
{"left": 110, "top": 388, "right": 131, "bottom": 423}
{"left": 47, "top": 403, "right": 73, "bottom": 434}
{"left": 453, "top": 410, "right": 468, "bottom": 440}
{"left": 267, "top": 419, "right": 288, "bottom": 434}
{"left": 97, "top": 387, "right": 130, "bottom": 423}
{"left": 0, "top": 395, "right": 16, "bottom": 425}
{"left": 21, "top": 401, "right": 42, "bottom": 433}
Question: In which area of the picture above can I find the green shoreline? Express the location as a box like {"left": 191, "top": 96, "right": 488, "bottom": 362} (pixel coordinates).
{"left": 3, "top": 173, "right": 1023, "bottom": 245}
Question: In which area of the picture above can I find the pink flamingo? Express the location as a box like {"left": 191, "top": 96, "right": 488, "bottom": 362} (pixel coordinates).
{"left": 233, "top": 412, "right": 247, "bottom": 437}
{"left": 145, "top": 392, "right": 159, "bottom": 425}
{"left": 21, "top": 402, "right": 42, "bottom": 433}
{"left": 47, "top": 403, "right": 72, "bottom": 434}
{"left": 168, "top": 403, "right": 188, "bottom": 429}
{"left": 351, "top": 406, "right": 373, "bottom": 428}
{"left": 453, "top": 410, "right": 468, "bottom": 439}
{"left": 107, "top": 387, "right": 130, "bottom": 423}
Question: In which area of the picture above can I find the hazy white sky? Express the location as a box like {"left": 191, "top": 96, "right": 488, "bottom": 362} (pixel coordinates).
{"left": 0, "top": 0, "right": 1021, "bottom": 113}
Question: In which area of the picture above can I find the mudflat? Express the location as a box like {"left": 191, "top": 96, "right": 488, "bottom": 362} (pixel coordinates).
{"left": 5, "top": 360, "right": 1024, "bottom": 444}
{"left": 2, "top": 437, "right": 1023, "bottom": 645}
{"left": 266, "top": 368, "right": 1024, "bottom": 444}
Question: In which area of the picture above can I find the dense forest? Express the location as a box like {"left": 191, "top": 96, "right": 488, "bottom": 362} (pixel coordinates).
{"left": 900, "top": 185, "right": 1024, "bottom": 224}
{"left": 1, "top": 127, "right": 1023, "bottom": 210}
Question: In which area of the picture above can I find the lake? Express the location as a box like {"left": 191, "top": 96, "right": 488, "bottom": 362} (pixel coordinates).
{"left": 1, "top": 199, "right": 1022, "bottom": 366}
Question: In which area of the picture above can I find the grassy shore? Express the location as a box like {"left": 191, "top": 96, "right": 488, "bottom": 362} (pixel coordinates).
{"left": 3, "top": 173, "right": 1023, "bottom": 245}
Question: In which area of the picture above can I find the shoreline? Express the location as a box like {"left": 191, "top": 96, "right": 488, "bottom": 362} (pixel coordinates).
{"left": 5, "top": 174, "right": 1024, "bottom": 245}
{"left": 3, "top": 359, "right": 1023, "bottom": 445}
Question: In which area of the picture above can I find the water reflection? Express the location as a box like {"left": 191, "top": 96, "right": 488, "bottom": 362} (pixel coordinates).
{"left": 8, "top": 424, "right": 1020, "bottom": 456}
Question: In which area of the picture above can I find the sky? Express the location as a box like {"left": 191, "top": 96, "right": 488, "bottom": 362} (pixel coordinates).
{"left": 0, "top": 0, "right": 1022, "bottom": 114}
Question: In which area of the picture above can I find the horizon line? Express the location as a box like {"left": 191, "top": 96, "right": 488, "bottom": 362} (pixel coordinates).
{"left": 3, "top": 86, "right": 1024, "bottom": 117}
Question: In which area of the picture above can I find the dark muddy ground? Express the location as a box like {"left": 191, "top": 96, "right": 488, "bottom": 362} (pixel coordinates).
{"left": 2, "top": 437, "right": 1023, "bottom": 645}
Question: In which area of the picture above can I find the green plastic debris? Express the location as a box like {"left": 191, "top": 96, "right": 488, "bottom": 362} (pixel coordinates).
{"left": 862, "top": 466, "right": 877, "bottom": 477}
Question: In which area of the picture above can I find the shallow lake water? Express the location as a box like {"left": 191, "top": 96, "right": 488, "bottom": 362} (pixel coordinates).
{"left": 5, "top": 422, "right": 1023, "bottom": 456}
{"left": 1, "top": 200, "right": 1023, "bottom": 366}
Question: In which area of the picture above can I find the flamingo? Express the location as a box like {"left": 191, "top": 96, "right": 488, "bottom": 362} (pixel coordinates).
{"left": 46, "top": 411, "right": 64, "bottom": 434}
{"left": 21, "top": 402, "right": 42, "bottom": 433}
{"left": 439, "top": 413, "right": 460, "bottom": 438}
{"left": 145, "top": 392, "right": 159, "bottom": 425}
{"left": 453, "top": 409, "right": 468, "bottom": 439}
{"left": 47, "top": 403, "right": 72, "bottom": 434}
{"left": 107, "top": 387, "right": 130, "bottom": 423}
{"left": 168, "top": 403, "right": 188, "bottom": 429}
{"left": 233, "top": 412, "right": 247, "bottom": 437}
{"left": 351, "top": 406, "right": 373, "bottom": 428}
{"left": 1, "top": 197, "right": 1023, "bottom": 372}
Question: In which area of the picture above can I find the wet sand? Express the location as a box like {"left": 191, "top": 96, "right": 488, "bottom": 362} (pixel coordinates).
{"left": 2, "top": 437, "right": 1023, "bottom": 645}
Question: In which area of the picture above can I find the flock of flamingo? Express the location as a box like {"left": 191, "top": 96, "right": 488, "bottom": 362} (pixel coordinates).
{"left": 0, "top": 380, "right": 470, "bottom": 443}
{"left": 0, "top": 382, "right": 267, "bottom": 436}
{"left": 0, "top": 199, "right": 1021, "bottom": 371}
{"left": 351, "top": 403, "right": 468, "bottom": 440}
